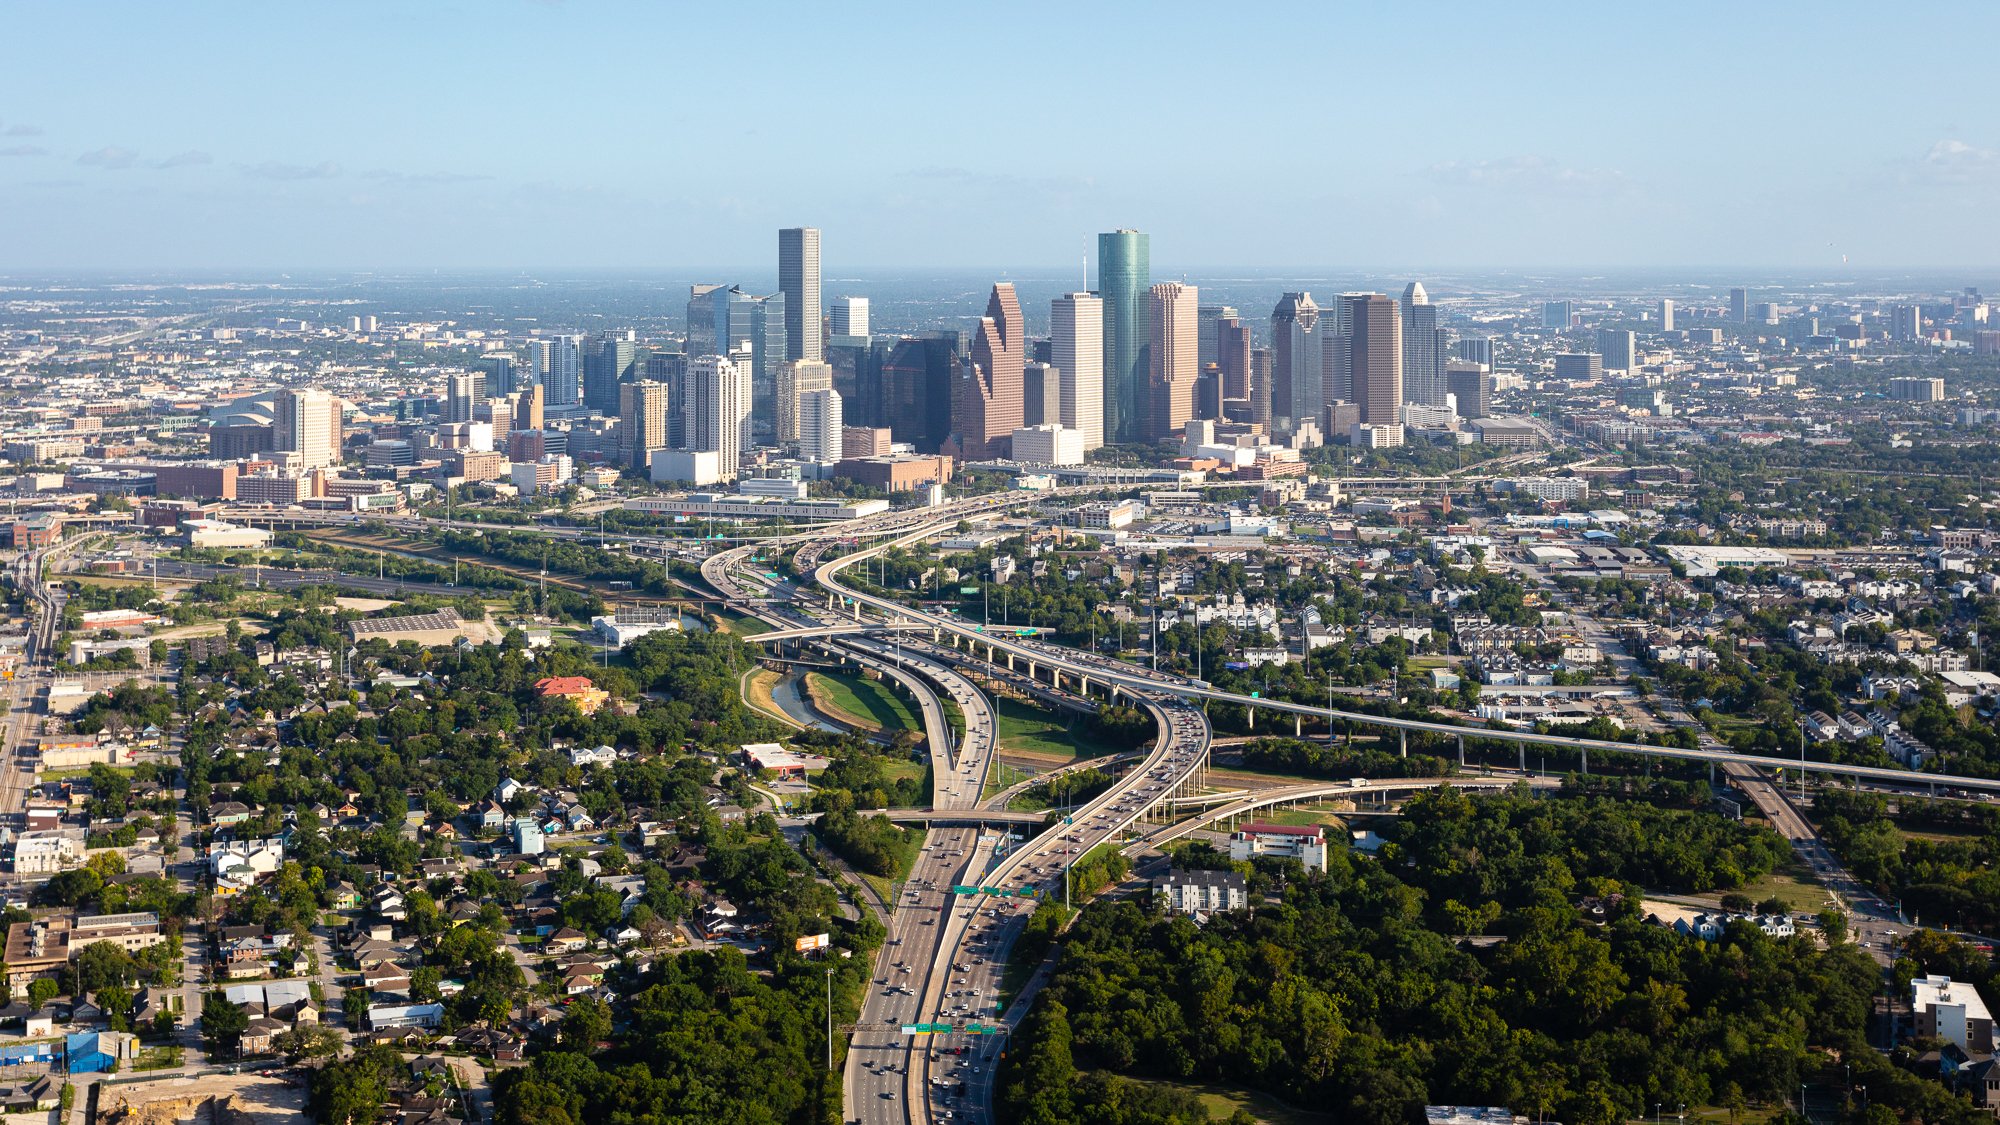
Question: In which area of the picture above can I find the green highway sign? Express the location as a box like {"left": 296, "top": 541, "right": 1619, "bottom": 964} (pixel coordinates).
{"left": 953, "top": 885, "right": 1040, "bottom": 898}
{"left": 901, "top": 1022, "right": 954, "bottom": 1034}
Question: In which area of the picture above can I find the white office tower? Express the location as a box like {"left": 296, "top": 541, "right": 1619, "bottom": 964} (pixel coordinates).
{"left": 798, "top": 387, "right": 843, "bottom": 463}
{"left": 1658, "top": 299, "right": 1676, "bottom": 331}
{"left": 776, "top": 360, "right": 833, "bottom": 444}
{"left": 779, "top": 227, "right": 823, "bottom": 363}
{"left": 1400, "top": 281, "right": 1446, "bottom": 406}
{"left": 1051, "top": 292, "right": 1104, "bottom": 450}
{"left": 829, "top": 295, "right": 870, "bottom": 337}
{"left": 681, "top": 353, "right": 752, "bottom": 481}
{"left": 273, "top": 387, "right": 340, "bottom": 468}
{"left": 1010, "top": 423, "right": 1084, "bottom": 466}
{"left": 541, "top": 335, "right": 581, "bottom": 406}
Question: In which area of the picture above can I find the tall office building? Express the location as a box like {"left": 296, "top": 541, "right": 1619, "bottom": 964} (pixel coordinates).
{"left": 516, "top": 385, "right": 545, "bottom": 433}
{"left": 1147, "top": 282, "right": 1199, "bottom": 442}
{"left": 776, "top": 360, "right": 833, "bottom": 444}
{"left": 1022, "top": 361, "right": 1060, "bottom": 427}
{"left": 1344, "top": 294, "right": 1402, "bottom": 426}
{"left": 1455, "top": 337, "right": 1494, "bottom": 367}
{"left": 798, "top": 386, "right": 843, "bottom": 463}
{"left": 1400, "top": 281, "right": 1446, "bottom": 406}
{"left": 618, "top": 381, "right": 671, "bottom": 471}
{"left": 1657, "top": 299, "right": 1676, "bottom": 332}
{"left": 883, "top": 333, "right": 961, "bottom": 454}
{"left": 1249, "top": 347, "right": 1274, "bottom": 431}
{"left": 1270, "top": 292, "right": 1321, "bottom": 434}
{"left": 827, "top": 334, "right": 882, "bottom": 430}
{"left": 540, "top": 336, "right": 581, "bottom": 407}
{"left": 1196, "top": 304, "right": 1239, "bottom": 372}
{"left": 1554, "top": 353, "right": 1604, "bottom": 381}
{"left": 1541, "top": 301, "right": 1573, "bottom": 329}
{"left": 526, "top": 339, "right": 554, "bottom": 388}
{"left": 779, "top": 227, "right": 823, "bottom": 364}
{"left": 1096, "top": 230, "right": 1150, "bottom": 443}
{"left": 829, "top": 295, "right": 869, "bottom": 337}
{"left": 1051, "top": 292, "right": 1104, "bottom": 450}
{"left": 1215, "top": 315, "right": 1250, "bottom": 406}
{"left": 643, "top": 352, "right": 689, "bottom": 449}
{"left": 1892, "top": 305, "right": 1923, "bottom": 340}
{"left": 445, "top": 373, "right": 477, "bottom": 424}
{"left": 683, "top": 354, "right": 753, "bottom": 478}
{"left": 1445, "top": 361, "right": 1492, "bottom": 419}
{"left": 1596, "top": 329, "right": 1638, "bottom": 371}
{"left": 951, "top": 283, "right": 1025, "bottom": 460}
{"left": 583, "top": 335, "right": 637, "bottom": 414}
{"left": 273, "top": 387, "right": 342, "bottom": 468}
{"left": 476, "top": 355, "right": 517, "bottom": 396}
{"left": 1729, "top": 287, "right": 1749, "bottom": 323}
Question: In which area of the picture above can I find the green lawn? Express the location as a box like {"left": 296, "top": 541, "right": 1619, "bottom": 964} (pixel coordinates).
{"left": 1112, "top": 1075, "right": 1332, "bottom": 1125}
{"left": 712, "top": 609, "right": 772, "bottom": 636}
{"left": 807, "top": 672, "right": 918, "bottom": 733}
{"left": 984, "top": 759, "right": 1037, "bottom": 801}
{"left": 995, "top": 697, "right": 1120, "bottom": 760}
{"left": 1247, "top": 807, "right": 1347, "bottom": 829}
{"left": 1733, "top": 869, "right": 1833, "bottom": 914}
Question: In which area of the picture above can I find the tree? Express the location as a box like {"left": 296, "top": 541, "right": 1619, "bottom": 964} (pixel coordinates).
{"left": 275, "top": 1024, "right": 342, "bottom": 1063}
{"left": 26, "top": 978, "right": 58, "bottom": 1010}
{"left": 200, "top": 992, "right": 248, "bottom": 1058}
{"left": 558, "top": 996, "right": 610, "bottom": 1050}
{"left": 73, "top": 941, "right": 135, "bottom": 996}
{"left": 342, "top": 988, "right": 370, "bottom": 1027}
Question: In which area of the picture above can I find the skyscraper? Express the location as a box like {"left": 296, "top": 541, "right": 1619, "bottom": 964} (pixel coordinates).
{"left": 1596, "top": 328, "right": 1638, "bottom": 371}
{"left": 1022, "top": 361, "right": 1059, "bottom": 428}
{"left": 1147, "top": 282, "right": 1198, "bottom": 442}
{"left": 1196, "top": 304, "right": 1239, "bottom": 373}
{"left": 445, "top": 373, "right": 477, "bottom": 424}
{"left": 644, "top": 352, "right": 689, "bottom": 449}
{"left": 951, "top": 283, "right": 1025, "bottom": 460}
{"left": 1541, "top": 301, "right": 1573, "bottom": 329}
{"left": 541, "top": 336, "right": 581, "bottom": 407}
{"left": 1445, "top": 361, "right": 1492, "bottom": 419}
{"left": 273, "top": 387, "right": 341, "bottom": 468}
{"left": 618, "top": 381, "right": 671, "bottom": 471}
{"left": 776, "top": 360, "right": 833, "bottom": 444}
{"left": 584, "top": 335, "right": 637, "bottom": 414}
{"left": 1892, "top": 305, "right": 1923, "bottom": 340}
{"left": 1051, "top": 292, "right": 1104, "bottom": 450}
{"left": 883, "top": 333, "right": 961, "bottom": 454}
{"left": 683, "top": 354, "right": 752, "bottom": 478}
{"left": 1455, "top": 337, "right": 1494, "bottom": 366}
{"left": 1270, "top": 292, "right": 1321, "bottom": 434}
{"left": 1215, "top": 315, "right": 1250, "bottom": 405}
{"left": 1400, "top": 282, "right": 1445, "bottom": 406}
{"left": 779, "top": 227, "right": 823, "bottom": 364}
{"left": 1729, "top": 287, "right": 1749, "bottom": 323}
{"left": 1249, "top": 347, "right": 1273, "bottom": 431}
{"left": 1096, "top": 230, "right": 1150, "bottom": 443}
{"left": 1344, "top": 294, "right": 1402, "bottom": 426}
{"left": 1657, "top": 299, "right": 1676, "bottom": 331}
{"left": 798, "top": 386, "right": 843, "bottom": 463}
{"left": 829, "top": 295, "right": 869, "bottom": 337}
{"left": 476, "top": 355, "right": 517, "bottom": 396}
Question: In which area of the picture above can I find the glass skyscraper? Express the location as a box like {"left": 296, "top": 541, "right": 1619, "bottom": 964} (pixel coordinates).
{"left": 1096, "top": 229, "right": 1150, "bottom": 444}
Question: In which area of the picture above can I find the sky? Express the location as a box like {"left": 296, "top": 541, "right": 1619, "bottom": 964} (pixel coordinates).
{"left": 3, "top": 1, "right": 1999, "bottom": 273}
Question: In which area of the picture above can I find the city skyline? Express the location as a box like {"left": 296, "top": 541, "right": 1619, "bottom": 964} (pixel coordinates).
{"left": 8, "top": 3, "right": 2000, "bottom": 271}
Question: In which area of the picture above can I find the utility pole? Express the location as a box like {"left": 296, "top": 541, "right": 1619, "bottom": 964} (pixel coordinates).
{"left": 825, "top": 965, "right": 834, "bottom": 1072}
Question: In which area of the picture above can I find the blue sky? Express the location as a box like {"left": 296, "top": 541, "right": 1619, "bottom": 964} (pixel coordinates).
{"left": 2, "top": 1, "right": 1997, "bottom": 272}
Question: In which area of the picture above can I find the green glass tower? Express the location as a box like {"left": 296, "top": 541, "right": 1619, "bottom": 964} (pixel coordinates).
{"left": 1096, "top": 229, "right": 1150, "bottom": 443}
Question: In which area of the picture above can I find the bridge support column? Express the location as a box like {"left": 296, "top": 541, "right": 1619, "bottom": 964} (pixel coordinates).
{"left": 1457, "top": 734, "right": 1465, "bottom": 767}
{"left": 1027, "top": 660, "right": 1036, "bottom": 680}
{"left": 1079, "top": 675, "right": 1089, "bottom": 697}
{"left": 1399, "top": 729, "right": 1407, "bottom": 758}
{"left": 1581, "top": 748, "right": 1588, "bottom": 775}
{"left": 1294, "top": 715, "right": 1302, "bottom": 737}
{"left": 1519, "top": 744, "right": 1527, "bottom": 773}
{"left": 1005, "top": 652, "right": 1014, "bottom": 671}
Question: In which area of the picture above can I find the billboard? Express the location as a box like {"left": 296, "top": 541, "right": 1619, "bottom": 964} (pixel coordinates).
{"left": 794, "top": 932, "right": 830, "bottom": 953}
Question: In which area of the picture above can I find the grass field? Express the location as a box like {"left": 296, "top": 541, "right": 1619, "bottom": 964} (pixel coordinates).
{"left": 994, "top": 697, "right": 1121, "bottom": 760}
{"left": 807, "top": 672, "right": 918, "bottom": 733}
{"left": 711, "top": 609, "right": 773, "bottom": 636}
{"left": 1113, "top": 1076, "right": 1332, "bottom": 1125}
{"left": 1735, "top": 869, "right": 1834, "bottom": 914}
{"left": 1247, "top": 807, "right": 1348, "bottom": 829}
{"left": 983, "top": 759, "right": 1037, "bottom": 801}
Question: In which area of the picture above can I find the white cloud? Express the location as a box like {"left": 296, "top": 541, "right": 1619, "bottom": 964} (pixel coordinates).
{"left": 76, "top": 145, "right": 138, "bottom": 169}
{"left": 2, "top": 124, "right": 43, "bottom": 137}
{"left": 1424, "top": 155, "right": 1629, "bottom": 194}
{"left": 0, "top": 145, "right": 48, "bottom": 157}
{"left": 151, "top": 150, "right": 213, "bottom": 169}
{"left": 242, "top": 160, "right": 341, "bottom": 180}
{"left": 1921, "top": 139, "right": 2000, "bottom": 182}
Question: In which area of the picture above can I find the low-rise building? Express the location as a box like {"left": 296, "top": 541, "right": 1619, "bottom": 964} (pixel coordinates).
{"left": 1227, "top": 822, "right": 1328, "bottom": 871}
{"left": 1914, "top": 974, "right": 1995, "bottom": 1053}
{"left": 1152, "top": 868, "right": 1247, "bottom": 916}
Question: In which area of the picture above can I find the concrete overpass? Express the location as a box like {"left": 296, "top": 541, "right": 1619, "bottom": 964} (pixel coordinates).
{"left": 812, "top": 518, "right": 2000, "bottom": 797}
{"left": 881, "top": 808, "right": 1055, "bottom": 827}
{"left": 1131, "top": 774, "right": 1566, "bottom": 849}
